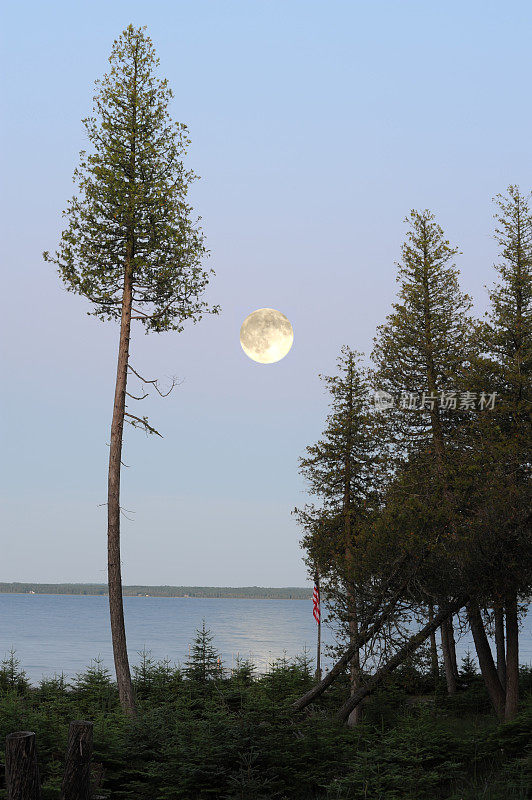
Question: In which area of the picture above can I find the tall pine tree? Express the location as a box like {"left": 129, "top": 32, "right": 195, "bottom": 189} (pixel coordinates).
{"left": 44, "top": 25, "right": 218, "bottom": 715}
{"left": 297, "top": 347, "right": 381, "bottom": 725}
{"left": 371, "top": 209, "right": 475, "bottom": 694}
{"left": 471, "top": 186, "right": 532, "bottom": 719}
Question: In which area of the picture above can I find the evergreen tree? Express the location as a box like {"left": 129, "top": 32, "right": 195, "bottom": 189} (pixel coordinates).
{"left": 72, "top": 655, "right": 117, "bottom": 713}
{"left": 372, "top": 209, "right": 475, "bottom": 464}
{"left": 43, "top": 25, "right": 218, "bottom": 715}
{"left": 0, "top": 649, "right": 30, "bottom": 695}
{"left": 185, "top": 621, "right": 223, "bottom": 685}
{"left": 470, "top": 186, "right": 532, "bottom": 719}
{"left": 297, "top": 347, "right": 382, "bottom": 725}
{"left": 483, "top": 185, "right": 532, "bottom": 427}
{"left": 371, "top": 209, "right": 475, "bottom": 694}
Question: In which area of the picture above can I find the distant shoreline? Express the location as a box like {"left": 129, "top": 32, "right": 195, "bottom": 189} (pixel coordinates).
{"left": 0, "top": 583, "right": 312, "bottom": 600}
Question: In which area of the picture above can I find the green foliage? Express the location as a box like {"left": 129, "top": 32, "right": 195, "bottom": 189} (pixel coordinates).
{"left": 260, "top": 650, "right": 314, "bottom": 702}
{"left": 70, "top": 655, "right": 119, "bottom": 713}
{"left": 372, "top": 209, "right": 475, "bottom": 452}
{"left": 184, "top": 620, "right": 223, "bottom": 687}
{"left": 230, "top": 655, "right": 255, "bottom": 685}
{"left": 296, "top": 347, "right": 383, "bottom": 592}
{"left": 490, "top": 694, "right": 532, "bottom": 759}
{"left": 133, "top": 648, "right": 182, "bottom": 704}
{"left": 43, "top": 24, "right": 217, "bottom": 334}
{"left": 224, "top": 748, "right": 279, "bottom": 799}
{"left": 465, "top": 185, "right": 532, "bottom": 603}
{"left": 0, "top": 648, "right": 30, "bottom": 695}
{"left": 483, "top": 185, "right": 532, "bottom": 417}
{"left": 458, "top": 650, "right": 478, "bottom": 686}
{"left": 37, "top": 673, "right": 68, "bottom": 702}
{"left": 0, "top": 639, "right": 529, "bottom": 799}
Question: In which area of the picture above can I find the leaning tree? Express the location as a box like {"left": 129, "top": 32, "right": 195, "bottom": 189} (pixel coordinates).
{"left": 44, "top": 25, "right": 218, "bottom": 715}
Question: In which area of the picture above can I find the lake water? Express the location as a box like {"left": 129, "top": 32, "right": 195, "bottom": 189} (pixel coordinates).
{"left": 1, "top": 594, "right": 531, "bottom": 685}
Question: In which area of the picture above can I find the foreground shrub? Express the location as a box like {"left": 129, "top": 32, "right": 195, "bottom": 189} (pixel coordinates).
{"left": 0, "top": 632, "right": 529, "bottom": 799}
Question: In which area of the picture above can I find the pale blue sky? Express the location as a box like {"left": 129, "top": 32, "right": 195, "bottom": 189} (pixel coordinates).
{"left": 1, "top": 1, "right": 531, "bottom": 585}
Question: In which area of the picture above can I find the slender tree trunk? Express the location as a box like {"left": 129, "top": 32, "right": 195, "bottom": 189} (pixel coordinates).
{"left": 343, "top": 367, "right": 362, "bottom": 726}
{"left": 315, "top": 573, "right": 322, "bottom": 682}
{"left": 428, "top": 602, "right": 439, "bottom": 684}
{"left": 107, "top": 45, "right": 139, "bottom": 718}
{"left": 347, "top": 598, "right": 363, "bottom": 726}
{"left": 448, "top": 616, "right": 458, "bottom": 679}
{"left": 420, "top": 255, "right": 466, "bottom": 697}
{"left": 107, "top": 261, "right": 136, "bottom": 716}
{"left": 335, "top": 598, "right": 465, "bottom": 723}
{"left": 467, "top": 602, "right": 505, "bottom": 720}
{"left": 293, "top": 586, "right": 401, "bottom": 711}
{"left": 292, "top": 555, "right": 454, "bottom": 712}
{"left": 440, "top": 617, "right": 457, "bottom": 694}
{"left": 504, "top": 594, "right": 519, "bottom": 720}
{"left": 494, "top": 604, "right": 506, "bottom": 688}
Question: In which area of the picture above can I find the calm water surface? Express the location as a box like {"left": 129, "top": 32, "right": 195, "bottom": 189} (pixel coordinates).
{"left": 2, "top": 594, "right": 531, "bottom": 685}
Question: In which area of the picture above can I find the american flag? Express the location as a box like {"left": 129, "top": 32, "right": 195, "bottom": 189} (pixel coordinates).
{"left": 312, "top": 582, "right": 320, "bottom": 624}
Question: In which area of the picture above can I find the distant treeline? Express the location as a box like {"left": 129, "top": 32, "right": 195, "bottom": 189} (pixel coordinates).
{"left": 0, "top": 583, "right": 312, "bottom": 600}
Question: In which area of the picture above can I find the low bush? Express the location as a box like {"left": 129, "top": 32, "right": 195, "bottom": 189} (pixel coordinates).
{"left": 0, "top": 631, "right": 529, "bottom": 799}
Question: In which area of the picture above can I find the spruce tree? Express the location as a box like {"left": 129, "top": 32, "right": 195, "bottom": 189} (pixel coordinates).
{"left": 372, "top": 209, "right": 474, "bottom": 462}
{"left": 185, "top": 621, "right": 222, "bottom": 685}
{"left": 473, "top": 186, "right": 532, "bottom": 719}
{"left": 44, "top": 25, "right": 218, "bottom": 715}
{"left": 297, "top": 346, "right": 381, "bottom": 725}
{"left": 483, "top": 185, "right": 531, "bottom": 434}
{"left": 371, "top": 209, "right": 475, "bottom": 694}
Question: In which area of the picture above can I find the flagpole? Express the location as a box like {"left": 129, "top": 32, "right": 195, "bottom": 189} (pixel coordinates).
{"left": 314, "top": 572, "right": 322, "bottom": 682}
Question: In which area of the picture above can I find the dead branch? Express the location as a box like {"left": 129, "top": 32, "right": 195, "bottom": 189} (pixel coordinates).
{"left": 131, "top": 297, "right": 176, "bottom": 322}
{"left": 128, "top": 364, "right": 181, "bottom": 397}
{"left": 124, "top": 412, "right": 163, "bottom": 437}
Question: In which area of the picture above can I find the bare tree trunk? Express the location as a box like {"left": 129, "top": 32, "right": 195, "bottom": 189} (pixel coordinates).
{"left": 315, "top": 617, "right": 321, "bottom": 682}
{"left": 347, "top": 599, "right": 362, "bottom": 727}
{"left": 467, "top": 602, "right": 505, "bottom": 720}
{"left": 441, "top": 617, "right": 457, "bottom": 694}
{"left": 494, "top": 604, "right": 506, "bottom": 688}
{"left": 291, "top": 551, "right": 463, "bottom": 713}
{"left": 428, "top": 602, "right": 439, "bottom": 684}
{"left": 5, "top": 731, "right": 41, "bottom": 800}
{"left": 106, "top": 41, "right": 140, "bottom": 718}
{"left": 107, "top": 261, "right": 136, "bottom": 717}
{"left": 504, "top": 595, "right": 519, "bottom": 721}
{"left": 293, "top": 578, "right": 407, "bottom": 711}
{"left": 448, "top": 616, "right": 458, "bottom": 679}
{"left": 61, "top": 721, "right": 93, "bottom": 800}
{"left": 336, "top": 598, "right": 465, "bottom": 723}
{"left": 343, "top": 369, "right": 362, "bottom": 727}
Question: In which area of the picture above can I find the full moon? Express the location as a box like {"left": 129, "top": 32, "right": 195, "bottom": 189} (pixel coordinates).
{"left": 240, "top": 308, "right": 294, "bottom": 364}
